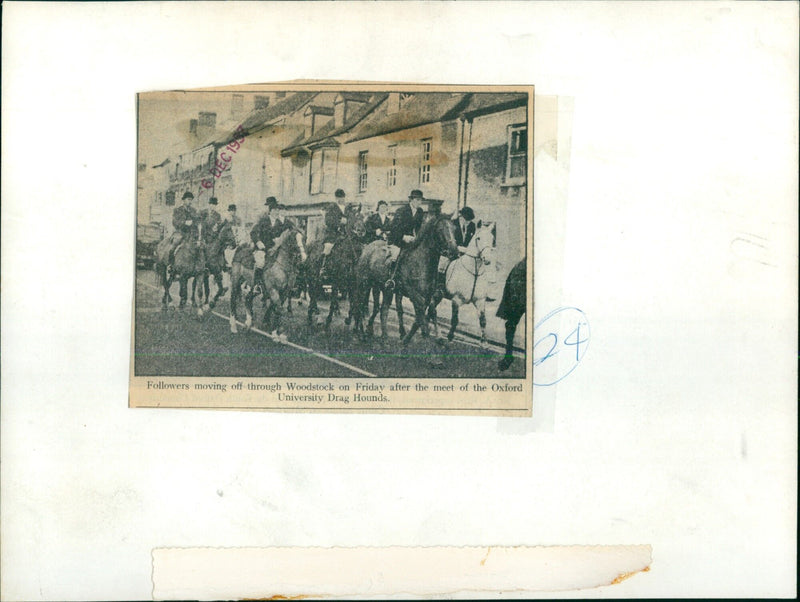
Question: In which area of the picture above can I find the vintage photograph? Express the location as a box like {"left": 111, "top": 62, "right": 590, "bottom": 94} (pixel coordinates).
{"left": 132, "top": 83, "right": 532, "bottom": 412}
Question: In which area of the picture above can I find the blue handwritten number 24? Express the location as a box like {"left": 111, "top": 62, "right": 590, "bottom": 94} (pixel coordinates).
{"left": 533, "top": 323, "right": 588, "bottom": 366}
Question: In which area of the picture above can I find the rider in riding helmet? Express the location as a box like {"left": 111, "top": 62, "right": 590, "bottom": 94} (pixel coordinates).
{"left": 251, "top": 196, "right": 278, "bottom": 251}
{"left": 387, "top": 189, "right": 425, "bottom": 263}
{"left": 320, "top": 189, "right": 348, "bottom": 277}
{"left": 365, "top": 200, "right": 391, "bottom": 243}
{"left": 169, "top": 191, "right": 198, "bottom": 264}
{"left": 200, "top": 196, "right": 222, "bottom": 244}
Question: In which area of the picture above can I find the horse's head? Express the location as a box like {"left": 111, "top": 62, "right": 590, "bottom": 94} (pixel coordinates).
{"left": 435, "top": 215, "right": 460, "bottom": 260}
{"left": 278, "top": 221, "right": 307, "bottom": 264}
{"left": 345, "top": 209, "right": 366, "bottom": 240}
{"left": 472, "top": 224, "right": 495, "bottom": 259}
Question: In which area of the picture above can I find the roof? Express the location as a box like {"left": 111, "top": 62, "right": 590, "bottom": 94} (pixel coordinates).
{"left": 346, "top": 92, "right": 527, "bottom": 142}
{"left": 336, "top": 92, "right": 373, "bottom": 103}
{"left": 207, "top": 91, "right": 317, "bottom": 148}
{"left": 460, "top": 92, "right": 528, "bottom": 119}
{"left": 282, "top": 93, "right": 388, "bottom": 156}
{"left": 346, "top": 92, "right": 471, "bottom": 143}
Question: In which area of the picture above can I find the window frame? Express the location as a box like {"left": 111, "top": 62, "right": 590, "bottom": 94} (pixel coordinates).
{"left": 419, "top": 138, "right": 432, "bottom": 185}
{"left": 386, "top": 144, "right": 397, "bottom": 189}
{"left": 505, "top": 123, "right": 527, "bottom": 185}
{"left": 358, "top": 150, "right": 369, "bottom": 193}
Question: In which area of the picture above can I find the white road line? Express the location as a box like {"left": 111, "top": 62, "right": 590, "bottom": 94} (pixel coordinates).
{"left": 136, "top": 278, "right": 376, "bottom": 378}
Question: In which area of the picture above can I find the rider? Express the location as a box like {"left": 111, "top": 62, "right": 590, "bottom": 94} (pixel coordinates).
{"left": 250, "top": 196, "right": 278, "bottom": 251}
{"left": 270, "top": 203, "right": 292, "bottom": 241}
{"left": 437, "top": 205, "right": 477, "bottom": 290}
{"left": 169, "top": 191, "right": 198, "bottom": 264}
{"left": 221, "top": 204, "right": 240, "bottom": 272}
{"left": 365, "top": 200, "right": 391, "bottom": 243}
{"left": 319, "top": 188, "right": 348, "bottom": 277}
{"left": 200, "top": 196, "right": 222, "bottom": 244}
{"left": 385, "top": 189, "right": 425, "bottom": 288}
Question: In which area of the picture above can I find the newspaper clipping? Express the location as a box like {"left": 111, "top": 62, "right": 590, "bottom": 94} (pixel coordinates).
{"left": 131, "top": 83, "right": 533, "bottom": 415}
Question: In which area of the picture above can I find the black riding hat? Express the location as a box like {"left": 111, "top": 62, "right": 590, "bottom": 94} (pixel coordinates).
{"left": 227, "top": 204, "right": 237, "bottom": 212}
{"left": 459, "top": 206, "right": 475, "bottom": 221}
{"left": 182, "top": 191, "right": 194, "bottom": 200}
{"left": 265, "top": 196, "right": 278, "bottom": 208}
{"left": 335, "top": 189, "right": 346, "bottom": 199}
{"left": 408, "top": 189, "right": 424, "bottom": 200}
{"left": 209, "top": 197, "right": 218, "bottom": 205}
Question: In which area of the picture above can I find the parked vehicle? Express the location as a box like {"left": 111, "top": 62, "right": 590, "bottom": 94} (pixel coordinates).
{"left": 136, "top": 222, "right": 165, "bottom": 268}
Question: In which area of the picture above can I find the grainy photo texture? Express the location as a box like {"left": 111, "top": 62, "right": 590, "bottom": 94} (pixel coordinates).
{"left": 131, "top": 83, "right": 533, "bottom": 414}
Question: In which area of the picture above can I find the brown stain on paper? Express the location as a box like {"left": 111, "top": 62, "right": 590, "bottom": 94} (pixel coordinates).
{"left": 611, "top": 564, "right": 650, "bottom": 585}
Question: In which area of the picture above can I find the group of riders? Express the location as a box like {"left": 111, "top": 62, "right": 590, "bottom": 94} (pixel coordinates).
{"left": 157, "top": 187, "right": 526, "bottom": 371}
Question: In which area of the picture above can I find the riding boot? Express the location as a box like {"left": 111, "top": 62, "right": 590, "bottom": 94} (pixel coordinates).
{"left": 318, "top": 255, "right": 328, "bottom": 280}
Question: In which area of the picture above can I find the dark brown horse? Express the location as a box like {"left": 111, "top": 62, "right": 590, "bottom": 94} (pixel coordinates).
{"left": 155, "top": 233, "right": 206, "bottom": 311}
{"left": 302, "top": 208, "right": 366, "bottom": 331}
{"left": 496, "top": 257, "right": 527, "bottom": 371}
{"left": 229, "top": 225, "right": 307, "bottom": 338}
{"left": 200, "top": 221, "right": 238, "bottom": 312}
{"left": 352, "top": 213, "right": 459, "bottom": 346}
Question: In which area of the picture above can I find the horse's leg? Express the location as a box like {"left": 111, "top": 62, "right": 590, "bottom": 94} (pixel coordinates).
{"left": 379, "top": 289, "right": 392, "bottom": 341}
{"left": 447, "top": 298, "right": 461, "bottom": 342}
{"left": 498, "top": 316, "right": 520, "bottom": 371}
{"left": 367, "top": 286, "right": 381, "bottom": 338}
{"left": 229, "top": 276, "right": 239, "bottom": 333}
{"left": 270, "top": 289, "right": 285, "bottom": 340}
{"left": 476, "top": 299, "right": 488, "bottom": 349}
{"left": 244, "top": 288, "right": 255, "bottom": 330}
{"left": 179, "top": 275, "right": 188, "bottom": 308}
{"left": 324, "top": 283, "right": 337, "bottom": 331}
{"left": 395, "top": 291, "right": 406, "bottom": 338}
{"left": 427, "top": 297, "right": 440, "bottom": 339}
{"left": 402, "top": 296, "right": 426, "bottom": 347}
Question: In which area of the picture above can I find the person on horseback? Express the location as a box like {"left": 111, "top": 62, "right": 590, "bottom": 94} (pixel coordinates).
{"left": 270, "top": 203, "right": 292, "bottom": 239}
{"left": 168, "top": 191, "right": 198, "bottom": 265}
{"left": 365, "top": 200, "right": 391, "bottom": 243}
{"left": 385, "top": 189, "right": 424, "bottom": 288}
{"left": 319, "top": 188, "right": 348, "bottom": 277}
{"left": 437, "top": 205, "right": 477, "bottom": 291}
{"left": 200, "top": 197, "right": 222, "bottom": 244}
{"left": 221, "top": 204, "right": 240, "bottom": 272}
{"left": 250, "top": 196, "right": 278, "bottom": 251}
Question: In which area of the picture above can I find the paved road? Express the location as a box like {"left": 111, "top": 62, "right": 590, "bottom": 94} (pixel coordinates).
{"left": 133, "top": 269, "right": 526, "bottom": 379}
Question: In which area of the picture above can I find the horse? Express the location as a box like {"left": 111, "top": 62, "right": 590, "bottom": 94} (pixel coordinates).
{"left": 229, "top": 224, "right": 307, "bottom": 337}
{"left": 352, "top": 213, "right": 459, "bottom": 346}
{"left": 496, "top": 257, "right": 527, "bottom": 371}
{"left": 199, "top": 221, "right": 238, "bottom": 313}
{"left": 155, "top": 231, "right": 207, "bottom": 311}
{"left": 302, "top": 208, "right": 366, "bottom": 331}
{"left": 431, "top": 224, "right": 496, "bottom": 347}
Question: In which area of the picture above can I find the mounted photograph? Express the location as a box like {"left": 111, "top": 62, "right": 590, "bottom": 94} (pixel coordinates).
{"left": 131, "top": 83, "right": 533, "bottom": 414}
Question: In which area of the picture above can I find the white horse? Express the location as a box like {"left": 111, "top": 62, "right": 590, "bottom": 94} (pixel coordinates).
{"left": 436, "top": 225, "right": 496, "bottom": 347}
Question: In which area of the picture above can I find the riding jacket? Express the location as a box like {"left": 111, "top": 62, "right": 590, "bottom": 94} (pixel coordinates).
{"left": 453, "top": 218, "right": 476, "bottom": 248}
{"left": 201, "top": 208, "right": 222, "bottom": 243}
{"left": 323, "top": 203, "right": 346, "bottom": 243}
{"left": 173, "top": 204, "right": 199, "bottom": 240}
{"left": 365, "top": 212, "right": 391, "bottom": 243}
{"left": 388, "top": 203, "right": 424, "bottom": 248}
{"left": 250, "top": 213, "right": 274, "bottom": 249}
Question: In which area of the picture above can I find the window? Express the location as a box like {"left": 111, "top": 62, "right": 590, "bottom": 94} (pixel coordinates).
{"left": 310, "top": 151, "right": 323, "bottom": 194}
{"left": 506, "top": 124, "right": 527, "bottom": 184}
{"left": 310, "top": 149, "right": 338, "bottom": 195}
{"left": 386, "top": 145, "right": 397, "bottom": 188}
{"left": 419, "top": 139, "right": 432, "bottom": 185}
{"left": 358, "top": 151, "right": 368, "bottom": 192}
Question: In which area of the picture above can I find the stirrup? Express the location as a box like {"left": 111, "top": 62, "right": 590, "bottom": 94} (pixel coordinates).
{"left": 384, "top": 278, "right": 395, "bottom": 290}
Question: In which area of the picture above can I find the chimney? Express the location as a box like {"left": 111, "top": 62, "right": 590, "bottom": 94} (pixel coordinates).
{"left": 189, "top": 119, "right": 198, "bottom": 135}
{"left": 199, "top": 112, "right": 216, "bottom": 129}
{"left": 387, "top": 93, "right": 400, "bottom": 115}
